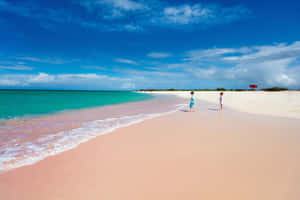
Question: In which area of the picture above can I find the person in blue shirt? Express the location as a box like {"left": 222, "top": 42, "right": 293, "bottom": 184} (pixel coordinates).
{"left": 190, "top": 91, "right": 195, "bottom": 112}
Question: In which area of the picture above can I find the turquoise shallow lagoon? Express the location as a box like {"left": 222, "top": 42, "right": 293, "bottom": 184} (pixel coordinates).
{"left": 0, "top": 90, "right": 152, "bottom": 119}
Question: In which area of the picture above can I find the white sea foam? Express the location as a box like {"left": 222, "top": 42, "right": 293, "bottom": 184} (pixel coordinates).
{"left": 0, "top": 104, "right": 185, "bottom": 173}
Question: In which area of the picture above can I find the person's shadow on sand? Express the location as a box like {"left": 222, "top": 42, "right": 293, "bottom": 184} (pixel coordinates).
{"left": 208, "top": 108, "right": 219, "bottom": 112}
{"left": 180, "top": 108, "right": 220, "bottom": 112}
{"left": 180, "top": 109, "right": 190, "bottom": 112}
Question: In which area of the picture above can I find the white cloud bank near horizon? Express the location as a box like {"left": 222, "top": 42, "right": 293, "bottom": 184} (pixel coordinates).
{"left": 179, "top": 41, "right": 300, "bottom": 88}
{"left": 1, "top": 41, "right": 300, "bottom": 90}
{"left": 0, "top": 73, "right": 136, "bottom": 90}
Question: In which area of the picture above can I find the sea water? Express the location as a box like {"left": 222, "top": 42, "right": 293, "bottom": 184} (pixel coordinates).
{"left": 0, "top": 90, "right": 185, "bottom": 173}
{"left": 0, "top": 90, "right": 152, "bottom": 119}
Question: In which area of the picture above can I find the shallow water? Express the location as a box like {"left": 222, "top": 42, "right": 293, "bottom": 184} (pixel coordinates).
{"left": 0, "top": 94, "right": 186, "bottom": 173}
{"left": 0, "top": 90, "right": 152, "bottom": 120}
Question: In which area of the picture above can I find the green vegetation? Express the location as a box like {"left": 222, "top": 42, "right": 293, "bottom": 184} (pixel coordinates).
{"left": 260, "top": 87, "right": 288, "bottom": 91}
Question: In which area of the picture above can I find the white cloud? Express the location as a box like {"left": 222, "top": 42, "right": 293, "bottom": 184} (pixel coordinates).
{"left": 185, "top": 47, "right": 251, "bottom": 61}
{"left": 226, "top": 42, "right": 300, "bottom": 63}
{"left": 122, "top": 41, "right": 300, "bottom": 89}
{"left": 147, "top": 52, "right": 171, "bottom": 58}
{"left": 153, "top": 3, "right": 250, "bottom": 26}
{"left": 161, "top": 4, "right": 213, "bottom": 25}
{"left": 115, "top": 58, "right": 139, "bottom": 65}
{"left": 122, "top": 24, "right": 143, "bottom": 31}
{"left": 121, "top": 82, "right": 136, "bottom": 89}
{"left": 15, "top": 57, "right": 41, "bottom": 62}
{"left": 0, "top": 65, "right": 33, "bottom": 70}
{"left": 188, "top": 67, "right": 218, "bottom": 79}
{"left": 114, "top": 69, "right": 196, "bottom": 89}
{"left": 0, "top": 0, "right": 250, "bottom": 32}
{"left": 101, "top": 0, "right": 146, "bottom": 11}
{"left": 28, "top": 72, "right": 55, "bottom": 83}
{"left": 222, "top": 56, "right": 240, "bottom": 61}
{"left": 80, "top": 0, "right": 146, "bottom": 12}
{"left": 80, "top": 0, "right": 147, "bottom": 20}
{"left": 178, "top": 41, "right": 300, "bottom": 88}
{"left": 3, "top": 41, "right": 300, "bottom": 89}
{"left": 82, "top": 65, "right": 107, "bottom": 70}
{"left": 229, "top": 58, "right": 299, "bottom": 87}
{"left": 0, "top": 79, "right": 20, "bottom": 86}
{"left": 15, "top": 57, "right": 79, "bottom": 64}
{"left": 117, "top": 68, "right": 184, "bottom": 78}
{"left": 0, "top": 73, "right": 136, "bottom": 90}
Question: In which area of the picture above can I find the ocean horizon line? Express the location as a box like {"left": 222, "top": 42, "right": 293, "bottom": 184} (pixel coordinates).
{"left": 0, "top": 89, "right": 137, "bottom": 92}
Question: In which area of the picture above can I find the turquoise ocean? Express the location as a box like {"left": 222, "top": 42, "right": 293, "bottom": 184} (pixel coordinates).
{"left": 0, "top": 90, "right": 184, "bottom": 173}
{"left": 0, "top": 90, "right": 152, "bottom": 120}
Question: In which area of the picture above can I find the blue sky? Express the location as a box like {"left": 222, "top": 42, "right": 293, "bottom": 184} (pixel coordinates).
{"left": 0, "top": 0, "right": 300, "bottom": 90}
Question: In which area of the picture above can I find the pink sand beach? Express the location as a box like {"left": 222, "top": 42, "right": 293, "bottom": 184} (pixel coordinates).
{"left": 1, "top": 94, "right": 300, "bottom": 200}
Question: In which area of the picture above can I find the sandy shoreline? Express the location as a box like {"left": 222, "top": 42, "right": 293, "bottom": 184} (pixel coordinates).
{"left": 1, "top": 98, "right": 300, "bottom": 200}
{"left": 141, "top": 91, "right": 300, "bottom": 119}
{"left": 0, "top": 95, "right": 184, "bottom": 172}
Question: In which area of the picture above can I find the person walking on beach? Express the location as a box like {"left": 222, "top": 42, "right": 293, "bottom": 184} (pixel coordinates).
{"left": 190, "top": 91, "right": 195, "bottom": 112}
{"left": 219, "top": 92, "right": 224, "bottom": 111}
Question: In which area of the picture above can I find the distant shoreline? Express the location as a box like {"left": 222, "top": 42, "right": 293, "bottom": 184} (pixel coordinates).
{"left": 0, "top": 86, "right": 297, "bottom": 92}
{"left": 141, "top": 91, "right": 300, "bottom": 119}
{"left": 137, "top": 87, "right": 293, "bottom": 92}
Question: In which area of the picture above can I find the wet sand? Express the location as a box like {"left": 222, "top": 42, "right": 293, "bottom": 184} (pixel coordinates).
{"left": 1, "top": 100, "right": 300, "bottom": 200}
{"left": 0, "top": 95, "right": 184, "bottom": 172}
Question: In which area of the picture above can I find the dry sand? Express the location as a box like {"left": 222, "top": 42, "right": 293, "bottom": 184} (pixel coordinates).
{"left": 144, "top": 91, "right": 300, "bottom": 119}
{"left": 1, "top": 100, "right": 300, "bottom": 200}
